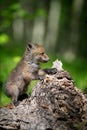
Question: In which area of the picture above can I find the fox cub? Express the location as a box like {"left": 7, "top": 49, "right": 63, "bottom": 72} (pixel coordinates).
{"left": 5, "top": 43, "right": 57, "bottom": 105}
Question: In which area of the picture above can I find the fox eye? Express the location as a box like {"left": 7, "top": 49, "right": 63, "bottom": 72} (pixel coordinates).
{"left": 41, "top": 52, "right": 44, "bottom": 55}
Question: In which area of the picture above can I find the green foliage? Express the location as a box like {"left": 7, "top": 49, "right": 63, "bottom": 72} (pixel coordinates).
{"left": 1, "top": 2, "right": 47, "bottom": 30}
{"left": 1, "top": 3, "right": 28, "bottom": 30}
{"left": 0, "top": 1, "right": 47, "bottom": 48}
{"left": 9, "top": 3, "right": 28, "bottom": 18}
{"left": 0, "top": 34, "right": 10, "bottom": 45}
{"left": 36, "top": 8, "right": 47, "bottom": 17}
{"left": 13, "top": 56, "right": 21, "bottom": 63}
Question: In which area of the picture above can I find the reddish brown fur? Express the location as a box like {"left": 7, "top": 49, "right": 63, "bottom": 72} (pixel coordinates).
{"left": 5, "top": 43, "right": 49, "bottom": 104}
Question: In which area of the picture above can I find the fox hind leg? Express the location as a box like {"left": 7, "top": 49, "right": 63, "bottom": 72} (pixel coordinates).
{"left": 9, "top": 85, "right": 19, "bottom": 106}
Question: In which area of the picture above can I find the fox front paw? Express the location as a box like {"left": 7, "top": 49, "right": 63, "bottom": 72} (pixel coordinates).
{"left": 43, "top": 68, "right": 57, "bottom": 75}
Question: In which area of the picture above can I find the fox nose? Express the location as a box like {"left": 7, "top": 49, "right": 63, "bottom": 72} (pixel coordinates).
{"left": 44, "top": 57, "right": 50, "bottom": 62}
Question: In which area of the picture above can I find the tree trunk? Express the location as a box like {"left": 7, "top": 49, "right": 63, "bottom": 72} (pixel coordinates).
{"left": 0, "top": 60, "right": 87, "bottom": 130}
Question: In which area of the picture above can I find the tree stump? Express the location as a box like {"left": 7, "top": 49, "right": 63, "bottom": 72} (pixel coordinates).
{"left": 0, "top": 60, "right": 87, "bottom": 130}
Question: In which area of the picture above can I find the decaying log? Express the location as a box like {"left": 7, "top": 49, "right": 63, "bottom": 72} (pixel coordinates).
{"left": 0, "top": 60, "right": 87, "bottom": 130}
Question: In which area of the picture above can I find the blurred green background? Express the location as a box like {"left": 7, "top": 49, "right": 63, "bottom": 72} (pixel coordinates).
{"left": 0, "top": 0, "right": 87, "bottom": 107}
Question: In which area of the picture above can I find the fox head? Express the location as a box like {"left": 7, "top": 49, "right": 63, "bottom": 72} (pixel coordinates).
{"left": 25, "top": 42, "right": 49, "bottom": 64}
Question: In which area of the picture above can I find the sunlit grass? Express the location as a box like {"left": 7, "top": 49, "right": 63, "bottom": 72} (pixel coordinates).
{"left": 0, "top": 93, "right": 11, "bottom": 107}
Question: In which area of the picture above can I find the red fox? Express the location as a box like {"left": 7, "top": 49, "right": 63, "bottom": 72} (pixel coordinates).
{"left": 5, "top": 43, "right": 57, "bottom": 105}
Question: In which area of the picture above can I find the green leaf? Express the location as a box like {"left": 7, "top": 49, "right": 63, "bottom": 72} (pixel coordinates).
{"left": 13, "top": 56, "right": 21, "bottom": 63}
{"left": 0, "top": 34, "right": 10, "bottom": 45}
{"left": 36, "top": 9, "right": 47, "bottom": 16}
{"left": 10, "top": 3, "right": 21, "bottom": 11}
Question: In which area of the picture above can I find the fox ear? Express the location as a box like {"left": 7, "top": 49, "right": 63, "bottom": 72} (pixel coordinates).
{"left": 27, "top": 42, "right": 36, "bottom": 51}
{"left": 28, "top": 42, "right": 32, "bottom": 49}
{"left": 26, "top": 42, "right": 33, "bottom": 51}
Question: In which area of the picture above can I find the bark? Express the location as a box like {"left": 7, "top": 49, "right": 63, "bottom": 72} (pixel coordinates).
{"left": 0, "top": 60, "right": 87, "bottom": 130}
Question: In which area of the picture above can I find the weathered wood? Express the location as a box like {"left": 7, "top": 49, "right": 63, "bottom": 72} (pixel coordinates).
{"left": 0, "top": 60, "right": 87, "bottom": 130}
